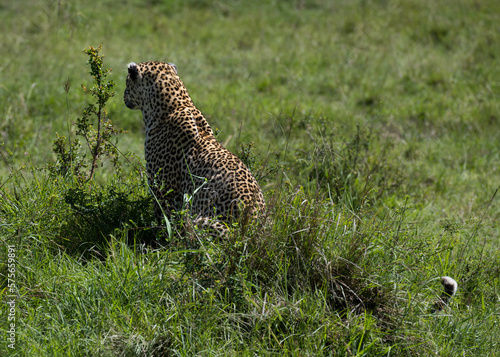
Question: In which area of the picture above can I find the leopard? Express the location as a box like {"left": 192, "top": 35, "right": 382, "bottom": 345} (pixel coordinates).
{"left": 124, "top": 61, "right": 265, "bottom": 234}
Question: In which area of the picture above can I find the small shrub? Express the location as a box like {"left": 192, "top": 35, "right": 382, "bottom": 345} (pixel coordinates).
{"left": 49, "top": 45, "right": 123, "bottom": 182}
{"left": 60, "top": 177, "right": 155, "bottom": 255}
{"left": 47, "top": 45, "right": 155, "bottom": 255}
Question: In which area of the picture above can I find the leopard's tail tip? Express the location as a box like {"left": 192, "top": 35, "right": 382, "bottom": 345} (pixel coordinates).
{"left": 431, "top": 276, "right": 458, "bottom": 313}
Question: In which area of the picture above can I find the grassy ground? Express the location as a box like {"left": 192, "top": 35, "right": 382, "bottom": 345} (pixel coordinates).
{"left": 1, "top": 0, "right": 499, "bottom": 355}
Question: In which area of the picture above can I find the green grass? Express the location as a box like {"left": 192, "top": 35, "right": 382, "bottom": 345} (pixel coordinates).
{"left": 1, "top": 0, "right": 500, "bottom": 355}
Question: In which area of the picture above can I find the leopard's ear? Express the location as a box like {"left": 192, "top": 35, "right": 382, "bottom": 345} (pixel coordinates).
{"left": 127, "top": 62, "right": 141, "bottom": 80}
{"left": 167, "top": 62, "right": 178, "bottom": 75}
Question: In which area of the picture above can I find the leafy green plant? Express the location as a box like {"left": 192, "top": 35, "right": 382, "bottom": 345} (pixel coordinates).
{"left": 45, "top": 45, "right": 155, "bottom": 254}
{"left": 49, "top": 45, "right": 123, "bottom": 182}
{"left": 61, "top": 176, "right": 155, "bottom": 255}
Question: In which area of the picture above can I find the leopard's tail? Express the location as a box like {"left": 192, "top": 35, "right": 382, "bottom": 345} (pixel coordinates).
{"left": 431, "top": 276, "right": 458, "bottom": 313}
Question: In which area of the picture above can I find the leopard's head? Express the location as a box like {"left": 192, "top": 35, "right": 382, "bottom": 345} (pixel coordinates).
{"left": 124, "top": 61, "right": 185, "bottom": 114}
